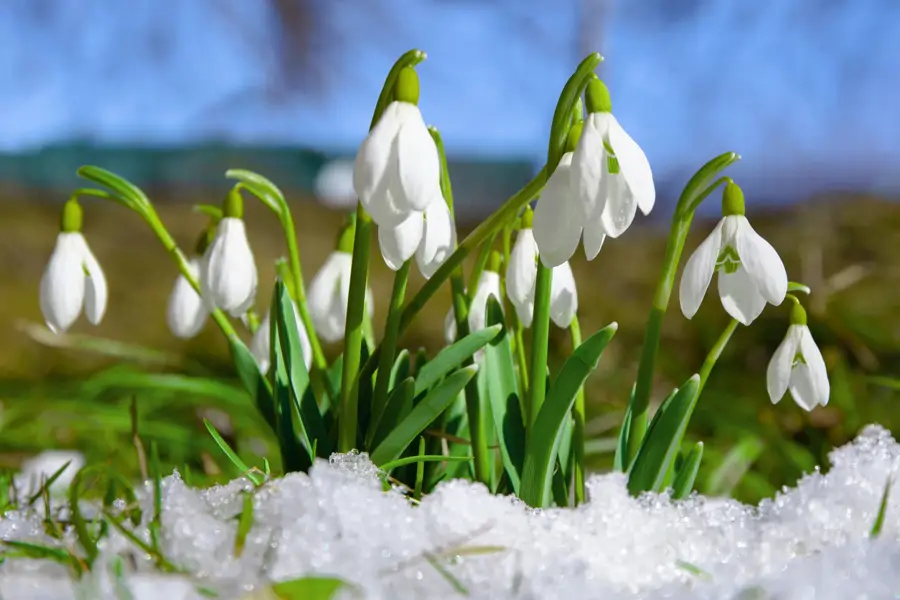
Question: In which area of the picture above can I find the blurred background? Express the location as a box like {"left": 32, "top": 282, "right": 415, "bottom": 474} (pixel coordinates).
{"left": 2, "top": 0, "right": 900, "bottom": 503}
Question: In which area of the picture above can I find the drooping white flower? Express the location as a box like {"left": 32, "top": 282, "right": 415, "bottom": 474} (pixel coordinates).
{"left": 679, "top": 182, "right": 787, "bottom": 326}
{"left": 533, "top": 151, "right": 582, "bottom": 269}
{"left": 445, "top": 268, "right": 503, "bottom": 344}
{"left": 166, "top": 257, "right": 209, "bottom": 339}
{"left": 308, "top": 251, "right": 374, "bottom": 344}
{"left": 353, "top": 67, "right": 441, "bottom": 228}
{"left": 378, "top": 193, "right": 457, "bottom": 278}
{"left": 250, "top": 302, "right": 313, "bottom": 374}
{"left": 767, "top": 304, "right": 829, "bottom": 411}
{"left": 571, "top": 79, "right": 655, "bottom": 240}
{"left": 506, "top": 223, "right": 578, "bottom": 328}
{"left": 202, "top": 216, "right": 258, "bottom": 318}
{"left": 40, "top": 224, "right": 108, "bottom": 334}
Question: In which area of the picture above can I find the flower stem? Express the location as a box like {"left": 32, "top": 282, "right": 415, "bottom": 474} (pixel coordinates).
{"left": 367, "top": 259, "right": 411, "bottom": 449}
{"left": 501, "top": 225, "right": 529, "bottom": 395}
{"left": 698, "top": 318, "right": 739, "bottom": 395}
{"left": 338, "top": 206, "right": 372, "bottom": 453}
{"left": 527, "top": 262, "right": 553, "bottom": 438}
{"left": 570, "top": 315, "right": 586, "bottom": 505}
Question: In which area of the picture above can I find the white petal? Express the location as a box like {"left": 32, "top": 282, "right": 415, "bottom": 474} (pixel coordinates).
{"left": 767, "top": 325, "right": 802, "bottom": 404}
{"left": 533, "top": 153, "right": 581, "bottom": 268}
{"left": 353, "top": 101, "right": 403, "bottom": 206}
{"left": 365, "top": 285, "right": 375, "bottom": 320}
{"left": 469, "top": 271, "right": 502, "bottom": 333}
{"left": 582, "top": 219, "right": 607, "bottom": 261}
{"left": 378, "top": 211, "right": 423, "bottom": 271}
{"left": 416, "top": 196, "right": 457, "bottom": 279}
{"left": 39, "top": 233, "right": 86, "bottom": 333}
{"left": 444, "top": 308, "right": 457, "bottom": 345}
{"left": 798, "top": 327, "right": 829, "bottom": 407}
{"left": 734, "top": 216, "right": 788, "bottom": 306}
{"left": 788, "top": 363, "right": 820, "bottom": 411}
{"left": 202, "top": 218, "right": 258, "bottom": 317}
{"left": 166, "top": 257, "right": 208, "bottom": 339}
{"left": 718, "top": 264, "right": 767, "bottom": 325}
{"left": 598, "top": 171, "right": 638, "bottom": 239}
{"left": 506, "top": 229, "right": 538, "bottom": 307}
{"left": 550, "top": 262, "right": 578, "bottom": 328}
{"left": 679, "top": 219, "right": 725, "bottom": 319}
{"left": 308, "top": 252, "right": 352, "bottom": 343}
{"left": 571, "top": 112, "right": 611, "bottom": 222}
{"left": 250, "top": 310, "right": 272, "bottom": 374}
{"left": 607, "top": 113, "right": 655, "bottom": 216}
{"left": 78, "top": 237, "right": 108, "bottom": 326}
{"left": 394, "top": 103, "right": 441, "bottom": 212}
{"left": 514, "top": 297, "right": 535, "bottom": 329}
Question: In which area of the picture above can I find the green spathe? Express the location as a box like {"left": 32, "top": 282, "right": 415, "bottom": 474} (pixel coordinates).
{"left": 60, "top": 198, "right": 83, "bottom": 233}
{"left": 566, "top": 121, "right": 584, "bottom": 153}
{"left": 721, "top": 181, "right": 745, "bottom": 217}
{"left": 521, "top": 205, "right": 534, "bottom": 229}
{"left": 223, "top": 188, "right": 244, "bottom": 219}
{"left": 585, "top": 78, "right": 612, "bottom": 114}
{"left": 394, "top": 66, "right": 420, "bottom": 105}
{"left": 791, "top": 302, "right": 808, "bottom": 326}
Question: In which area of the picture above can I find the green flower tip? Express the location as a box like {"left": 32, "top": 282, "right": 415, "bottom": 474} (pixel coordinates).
{"left": 488, "top": 250, "right": 502, "bottom": 273}
{"left": 60, "top": 198, "right": 83, "bottom": 233}
{"left": 585, "top": 79, "right": 612, "bottom": 114}
{"left": 336, "top": 220, "right": 356, "bottom": 254}
{"left": 521, "top": 205, "right": 534, "bottom": 229}
{"left": 223, "top": 188, "right": 244, "bottom": 219}
{"left": 565, "top": 121, "right": 584, "bottom": 153}
{"left": 395, "top": 66, "right": 420, "bottom": 105}
{"left": 790, "top": 302, "right": 808, "bottom": 326}
{"left": 721, "top": 181, "right": 745, "bottom": 217}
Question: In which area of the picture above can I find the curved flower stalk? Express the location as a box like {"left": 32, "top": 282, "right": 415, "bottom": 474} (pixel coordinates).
{"left": 444, "top": 254, "right": 503, "bottom": 344}
{"left": 250, "top": 300, "right": 313, "bottom": 374}
{"left": 507, "top": 209, "right": 578, "bottom": 328}
{"left": 39, "top": 198, "right": 108, "bottom": 334}
{"left": 767, "top": 302, "right": 829, "bottom": 411}
{"left": 201, "top": 189, "right": 258, "bottom": 318}
{"left": 679, "top": 182, "right": 787, "bottom": 326}
{"left": 353, "top": 66, "right": 442, "bottom": 228}
{"left": 377, "top": 192, "right": 457, "bottom": 278}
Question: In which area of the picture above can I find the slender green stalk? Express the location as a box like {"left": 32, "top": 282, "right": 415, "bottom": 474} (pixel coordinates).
{"left": 527, "top": 262, "right": 553, "bottom": 437}
{"left": 467, "top": 233, "right": 498, "bottom": 302}
{"left": 338, "top": 208, "right": 372, "bottom": 452}
{"left": 367, "top": 260, "right": 411, "bottom": 448}
{"left": 570, "top": 316, "right": 586, "bottom": 505}
{"left": 501, "top": 225, "right": 530, "bottom": 394}
{"left": 698, "top": 318, "right": 739, "bottom": 395}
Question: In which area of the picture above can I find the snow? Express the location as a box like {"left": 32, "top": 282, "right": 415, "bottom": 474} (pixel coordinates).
{"left": 2, "top": 425, "right": 900, "bottom": 599}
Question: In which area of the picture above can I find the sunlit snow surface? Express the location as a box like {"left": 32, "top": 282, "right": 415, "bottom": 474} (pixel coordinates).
{"left": 3, "top": 425, "right": 900, "bottom": 599}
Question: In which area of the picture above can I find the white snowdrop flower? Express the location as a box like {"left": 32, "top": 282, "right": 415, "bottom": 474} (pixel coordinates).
{"left": 571, "top": 79, "right": 655, "bottom": 240}
{"left": 19, "top": 450, "right": 85, "bottom": 495}
{"left": 250, "top": 301, "right": 313, "bottom": 374}
{"left": 314, "top": 159, "right": 357, "bottom": 209}
{"left": 445, "top": 259, "right": 503, "bottom": 343}
{"left": 378, "top": 193, "right": 457, "bottom": 278}
{"left": 506, "top": 211, "right": 578, "bottom": 328}
{"left": 166, "top": 256, "right": 209, "bottom": 339}
{"left": 201, "top": 191, "right": 258, "bottom": 317}
{"left": 679, "top": 182, "right": 787, "bottom": 326}
{"left": 39, "top": 199, "right": 108, "bottom": 334}
{"left": 533, "top": 150, "right": 581, "bottom": 269}
{"left": 767, "top": 303, "right": 829, "bottom": 411}
{"left": 308, "top": 246, "right": 375, "bottom": 344}
{"left": 353, "top": 66, "right": 441, "bottom": 228}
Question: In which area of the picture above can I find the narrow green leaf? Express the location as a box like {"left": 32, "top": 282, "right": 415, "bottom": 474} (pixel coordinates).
{"left": 627, "top": 375, "right": 700, "bottom": 496}
{"left": 380, "top": 454, "right": 472, "bottom": 473}
{"left": 234, "top": 492, "right": 254, "bottom": 558}
{"left": 270, "top": 576, "right": 349, "bottom": 600}
{"left": 870, "top": 476, "right": 892, "bottom": 538}
{"left": 371, "top": 366, "right": 479, "bottom": 466}
{"left": 203, "top": 419, "right": 264, "bottom": 486}
{"left": 149, "top": 441, "right": 162, "bottom": 551}
{"left": 225, "top": 169, "right": 286, "bottom": 216}
{"left": 519, "top": 323, "right": 618, "bottom": 507}
{"left": 706, "top": 436, "right": 764, "bottom": 497}
{"left": 193, "top": 204, "right": 223, "bottom": 221}
{"left": 613, "top": 386, "right": 635, "bottom": 472}
{"left": 672, "top": 442, "right": 704, "bottom": 500}
{"left": 371, "top": 378, "right": 416, "bottom": 451}
{"left": 414, "top": 326, "right": 500, "bottom": 396}
{"left": 269, "top": 303, "right": 312, "bottom": 473}
{"left": 482, "top": 298, "right": 523, "bottom": 494}
{"left": 1, "top": 540, "right": 81, "bottom": 575}
{"left": 76, "top": 165, "right": 149, "bottom": 209}
{"left": 230, "top": 338, "right": 277, "bottom": 433}
{"left": 389, "top": 349, "right": 411, "bottom": 392}
{"left": 26, "top": 460, "right": 73, "bottom": 506}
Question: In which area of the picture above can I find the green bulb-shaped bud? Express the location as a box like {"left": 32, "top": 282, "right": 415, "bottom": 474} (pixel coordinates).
{"left": 721, "top": 182, "right": 745, "bottom": 217}
{"left": 565, "top": 121, "right": 584, "bottom": 153}
{"left": 395, "top": 66, "right": 420, "bottom": 105}
{"left": 585, "top": 78, "right": 612, "bottom": 114}
{"left": 60, "top": 198, "right": 83, "bottom": 233}
{"left": 223, "top": 188, "right": 244, "bottom": 219}
{"left": 790, "top": 302, "right": 808, "bottom": 326}
{"left": 488, "top": 250, "right": 502, "bottom": 273}
{"left": 521, "top": 205, "right": 534, "bottom": 229}
{"left": 337, "top": 219, "right": 356, "bottom": 254}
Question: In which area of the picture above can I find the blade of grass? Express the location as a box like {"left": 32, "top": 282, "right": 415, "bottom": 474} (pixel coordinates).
{"left": 414, "top": 326, "right": 501, "bottom": 396}
{"left": 672, "top": 442, "right": 704, "bottom": 500}
{"left": 203, "top": 419, "right": 264, "bottom": 486}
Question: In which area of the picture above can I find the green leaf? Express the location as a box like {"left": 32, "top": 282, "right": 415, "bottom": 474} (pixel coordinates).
{"left": 269, "top": 305, "right": 312, "bottom": 473}
{"left": 706, "top": 436, "right": 764, "bottom": 497}
{"left": 269, "top": 576, "right": 349, "bottom": 600}
{"left": 371, "top": 365, "right": 480, "bottom": 466}
{"left": 83, "top": 370, "right": 249, "bottom": 409}
{"left": 193, "top": 204, "right": 223, "bottom": 221}
{"left": 76, "top": 165, "right": 150, "bottom": 210}
{"left": 234, "top": 492, "right": 254, "bottom": 558}
{"left": 26, "top": 459, "right": 73, "bottom": 506}
{"left": 870, "top": 476, "right": 893, "bottom": 538}
{"left": 414, "top": 326, "right": 500, "bottom": 396}
{"left": 230, "top": 338, "right": 277, "bottom": 433}
{"left": 371, "top": 377, "right": 416, "bottom": 452}
{"left": 627, "top": 375, "right": 700, "bottom": 496}
{"left": 203, "top": 419, "right": 263, "bottom": 486}
{"left": 672, "top": 442, "right": 704, "bottom": 500}
{"left": 225, "top": 169, "right": 286, "bottom": 216}
{"left": 389, "top": 349, "right": 411, "bottom": 392}
{"left": 482, "top": 298, "right": 524, "bottom": 494}
{"left": 614, "top": 390, "right": 634, "bottom": 472}
{"left": 379, "top": 454, "right": 473, "bottom": 474}
{"left": 519, "top": 323, "right": 618, "bottom": 507}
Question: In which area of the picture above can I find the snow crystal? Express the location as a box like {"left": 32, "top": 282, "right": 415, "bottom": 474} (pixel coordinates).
{"left": 2, "top": 425, "right": 900, "bottom": 599}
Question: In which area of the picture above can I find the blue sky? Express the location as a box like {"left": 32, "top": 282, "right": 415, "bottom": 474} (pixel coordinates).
{"left": 1, "top": 0, "right": 898, "bottom": 201}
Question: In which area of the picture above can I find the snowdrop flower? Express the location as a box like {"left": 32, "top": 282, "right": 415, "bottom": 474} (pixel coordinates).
{"left": 679, "top": 182, "right": 787, "bottom": 326}
{"left": 506, "top": 209, "right": 578, "bottom": 328}
{"left": 166, "top": 256, "right": 209, "bottom": 339}
{"left": 445, "top": 253, "right": 503, "bottom": 344}
{"left": 201, "top": 190, "right": 258, "bottom": 317}
{"left": 308, "top": 227, "right": 374, "bottom": 343}
{"left": 767, "top": 303, "right": 829, "bottom": 411}
{"left": 571, "top": 79, "right": 655, "bottom": 240}
{"left": 353, "top": 66, "right": 442, "bottom": 228}
{"left": 250, "top": 301, "right": 313, "bottom": 374}
{"left": 378, "top": 193, "right": 457, "bottom": 278}
{"left": 39, "top": 199, "right": 108, "bottom": 334}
